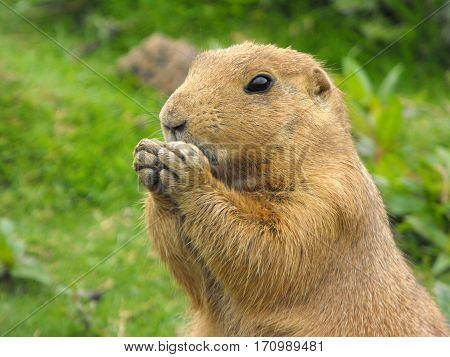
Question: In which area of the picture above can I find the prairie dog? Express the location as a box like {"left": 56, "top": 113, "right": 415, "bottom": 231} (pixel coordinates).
{"left": 133, "top": 42, "right": 448, "bottom": 336}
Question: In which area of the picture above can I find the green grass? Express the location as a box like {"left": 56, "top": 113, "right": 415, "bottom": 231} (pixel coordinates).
{"left": 0, "top": 19, "right": 187, "bottom": 336}
{"left": 0, "top": 2, "right": 448, "bottom": 336}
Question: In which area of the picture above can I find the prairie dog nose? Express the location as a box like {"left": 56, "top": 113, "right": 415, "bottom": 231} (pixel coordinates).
{"left": 163, "top": 120, "right": 187, "bottom": 133}
{"left": 159, "top": 89, "right": 189, "bottom": 135}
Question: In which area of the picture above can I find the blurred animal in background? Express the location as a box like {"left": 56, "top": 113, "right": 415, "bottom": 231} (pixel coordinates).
{"left": 118, "top": 33, "right": 197, "bottom": 95}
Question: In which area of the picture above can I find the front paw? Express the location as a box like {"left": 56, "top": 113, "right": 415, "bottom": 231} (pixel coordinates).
{"left": 157, "top": 141, "right": 212, "bottom": 195}
{"left": 133, "top": 139, "right": 212, "bottom": 196}
{"left": 133, "top": 138, "right": 165, "bottom": 192}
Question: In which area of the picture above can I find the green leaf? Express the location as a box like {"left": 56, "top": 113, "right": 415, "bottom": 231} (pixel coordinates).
{"left": 406, "top": 215, "right": 449, "bottom": 251}
{"left": 341, "top": 56, "right": 373, "bottom": 103}
{"left": 11, "top": 257, "right": 52, "bottom": 286}
{"left": 349, "top": 101, "right": 372, "bottom": 136}
{"left": 434, "top": 282, "right": 450, "bottom": 321}
{"left": 432, "top": 254, "right": 450, "bottom": 276}
{"left": 0, "top": 233, "right": 15, "bottom": 269}
{"left": 375, "top": 97, "right": 403, "bottom": 151}
{"left": 0, "top": 218, "right": 51, "bottom": 285}
{"left": 373, "top": 153, "right": 408, "bottom": 181}
{"left": 386, "top": 195, "right": 426, "bottom": 216}
{"left": 0, "top": 218, "right": 18, "bottom": 268}
{"left": 378, "top": 64, "right": 403, "bottom": 102}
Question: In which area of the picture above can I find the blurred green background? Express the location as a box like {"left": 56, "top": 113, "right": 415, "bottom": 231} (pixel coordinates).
{"left": 0, "top": 0, "right": 449, "bottom": 336}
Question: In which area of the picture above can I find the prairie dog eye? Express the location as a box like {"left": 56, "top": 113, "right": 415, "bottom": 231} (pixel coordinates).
{"left": 244, "top": 74, "right": 273, "bottom": 94}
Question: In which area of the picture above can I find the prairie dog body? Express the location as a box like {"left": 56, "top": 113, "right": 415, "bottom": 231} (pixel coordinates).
{"left": 133, "top": 42, "right": 448, "bottom": 336}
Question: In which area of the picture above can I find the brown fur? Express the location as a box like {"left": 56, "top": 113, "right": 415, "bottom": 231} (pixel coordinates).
{"left": 133, "top": 42, "right": 448, "bottom": 336}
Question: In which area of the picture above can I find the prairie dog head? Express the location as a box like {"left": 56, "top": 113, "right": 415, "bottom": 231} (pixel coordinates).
{"left": 159, "top": 42, "right": 350, "bottom": 189}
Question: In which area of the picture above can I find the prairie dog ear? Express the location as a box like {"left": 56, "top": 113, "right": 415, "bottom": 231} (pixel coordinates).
{"left": 310, "top": 67, "right": 332, "bottom": 98}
